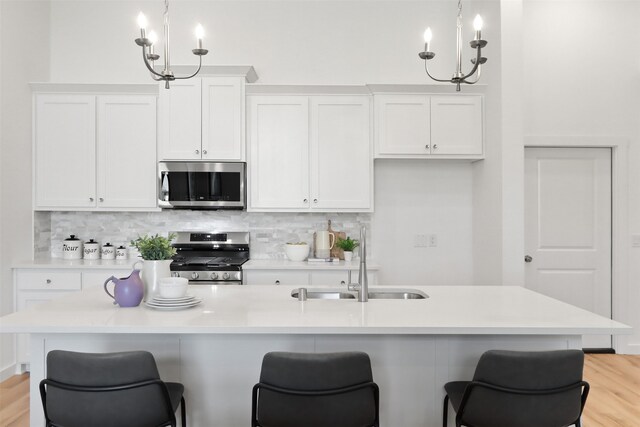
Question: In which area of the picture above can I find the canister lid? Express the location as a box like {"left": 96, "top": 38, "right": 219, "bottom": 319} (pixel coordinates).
{"left": 117, "top": 245, "right": 126, "bottom": 249}
{"left": 65, "top": 235, "right": 79, "bottom": 241}
{"left": 103, "top": 242, "right": 113, "bottom": 247}
{"left": 86, "top": 239, "right": 97, "bottom": 244}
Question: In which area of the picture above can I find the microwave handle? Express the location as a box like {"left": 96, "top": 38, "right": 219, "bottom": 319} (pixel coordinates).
{"left": 161, "top": 172, "right": 170, "bottom": 201}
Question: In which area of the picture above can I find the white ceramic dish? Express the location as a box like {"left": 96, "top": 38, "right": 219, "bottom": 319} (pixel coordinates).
{"left": 144, "top": 298, "right": 202, "bottom": 310}
{"left": 285, "top": 243, "right": 309, "bottom": 262}
{"left": 158, "top": 277, "right": 189, "bottom": 299}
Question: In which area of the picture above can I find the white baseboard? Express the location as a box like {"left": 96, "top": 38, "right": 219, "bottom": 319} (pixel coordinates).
{"left": 0, "top": 363, "right": 18, "bottom": 382}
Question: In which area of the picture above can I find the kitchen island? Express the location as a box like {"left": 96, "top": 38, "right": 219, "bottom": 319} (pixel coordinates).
{"left": 0, "top": 285, "right": 630, "bottom": 427}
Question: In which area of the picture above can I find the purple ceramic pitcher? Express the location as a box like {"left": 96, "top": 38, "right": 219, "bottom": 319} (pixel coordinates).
{"left": 103, "top": 269, "right": 144, "bottom": 307}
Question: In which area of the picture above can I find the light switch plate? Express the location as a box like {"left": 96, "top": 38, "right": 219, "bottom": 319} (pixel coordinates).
{"left": 631, "top": 234, "right": 640, "bottom": 248}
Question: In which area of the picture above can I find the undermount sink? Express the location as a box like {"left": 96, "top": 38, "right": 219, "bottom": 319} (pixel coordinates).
{"left": 290, "top": 288, "right": 428, "bottom": 300}
{"left": 368, "top": 290, "right": 427, "bottom": 299}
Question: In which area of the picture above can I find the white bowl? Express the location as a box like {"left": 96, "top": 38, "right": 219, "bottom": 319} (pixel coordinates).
{"left": 285, "top": 243, "right": 309, "bottom": 262}
{"left": 158, "top": 277, "right": 189, "bottom": 299}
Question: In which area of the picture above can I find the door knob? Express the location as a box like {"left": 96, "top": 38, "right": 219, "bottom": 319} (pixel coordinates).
{"left": 524, "top": 255, "right": 533, "bottom": 263}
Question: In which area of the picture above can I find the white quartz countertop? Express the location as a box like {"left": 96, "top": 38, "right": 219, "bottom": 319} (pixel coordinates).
{"left": 13, "top": 258, "right": 379, "bottom": 271}
{"left": 0, "top": 285, "right": 630, "bottom": 336}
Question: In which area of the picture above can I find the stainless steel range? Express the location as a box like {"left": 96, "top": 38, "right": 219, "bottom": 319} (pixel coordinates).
{"left": 170, "top": 231, "right": 249, "bottom": 285}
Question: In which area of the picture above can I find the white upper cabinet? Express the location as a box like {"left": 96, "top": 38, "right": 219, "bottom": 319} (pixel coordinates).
{"left": 310, "top": 96, "right": 372, "bottom": 210}
{"left": 97, "top": 95, "right": 157, "bottom": 208}
{"left": 35, "top": 94, "right": 97, "bottom": 208}
{"left": 375, "top": 94, "right": 431, "bottom": 156}
{"left": 248, "top": 94, "right": 373, "bottom": 212}
{"left": 248, "top": 96, "right": 310, "bottom": 209}
{"left": 159, "top": 76, "right": 246, "bottom": 161}
{"left": 158, "top": 80, "right": 201, "bottom": 160}
{"left": 33, "top": 85, "right": 158, "bottom": 211}
{"left": 202, "top": 77, "right": 244, "bottom": 160}
{"left": 374, "top": 93, "right": 483, "bottom": 158}
{"left": 430, "top": 95, "right": 483, "bottom": 155}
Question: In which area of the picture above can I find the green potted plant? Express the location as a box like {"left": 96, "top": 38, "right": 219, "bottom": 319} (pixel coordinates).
{"left": 131, "top": 233, "right": 177, "bottom": 298}
{"left": 335, "top": 236, "right": 359, "bottom": 262}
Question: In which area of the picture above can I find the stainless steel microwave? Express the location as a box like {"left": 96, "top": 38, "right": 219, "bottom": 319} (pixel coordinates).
{"left": 158, "top": 162, "right": 246, "bottom": 210}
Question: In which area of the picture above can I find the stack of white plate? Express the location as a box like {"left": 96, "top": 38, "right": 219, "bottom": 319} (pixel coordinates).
{"left": 144, "top": 295, "right": 202, "bottom": 311}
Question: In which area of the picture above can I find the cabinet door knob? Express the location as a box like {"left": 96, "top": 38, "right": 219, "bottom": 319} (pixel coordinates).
{"left": 195, "top": 149, "right": 200, "bottom": 155}
{"left": 433, "top": 144, "right": 438, "bottom": 149}
{"left": 313, "top": 199, "right": 318, "bottom": 203}
{"left": 89, "top": 197, "right": 94, "bottom": 202}
{"left": 340, "top": 280, "right": 345, "bottom": 286}
{"left": 303, "top": 199, "right": 308, "bottom": 203}
{"left": 525, "top": 255, "right": 533, "bottom": 263}
{"left": 46, "top": 279, "right": 52, "bottom": 284}
{"left": 202, "top": 149, "right": 207, "bottom": 155}
{"left": 425, "top": 145, "right": 430, "bottom": 150}
{"left": 275, "top": 280, "right": 280, "bottom": 285}
{"left": 99, "top": 197, "right": 104, "bottom": 202}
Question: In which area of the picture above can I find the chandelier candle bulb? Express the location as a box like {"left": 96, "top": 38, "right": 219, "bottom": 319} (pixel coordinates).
{"left": 148, "top": 30, "right": 158, "bottom": 56}
{"left": 473, "top": 14, "right": 483, "bottom": 40}
{"left": 423, "top": 28, "right": 432, "bottom": 52}
{"left": 137, "top": 12, "right": 148, "bottom": 39}
{"left": 195, "top": 24, "right": 204, "bottom": 50}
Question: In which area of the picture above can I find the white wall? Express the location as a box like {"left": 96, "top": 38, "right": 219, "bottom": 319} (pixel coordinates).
{"left": 0, "top": 1, "right": 51, "bottom": 379}
{"left": 373, "top": 160, "right": 474, "bottom": 285}
{"left": 522, "top": 0, "right": 640, "bottom": 354}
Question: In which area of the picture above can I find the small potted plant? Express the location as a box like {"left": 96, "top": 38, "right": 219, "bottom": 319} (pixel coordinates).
{"left": 130, "top": 233, "right": 177, "bottom": 298}
{"left": 335, "top": 236, "right": 359, "bottom": 262}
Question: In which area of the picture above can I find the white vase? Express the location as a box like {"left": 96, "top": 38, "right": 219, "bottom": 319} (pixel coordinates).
{"left": 133, "top": 259, "right": 172, "bottom": 300}
{"left": 343, "top": 251, "right": 353, "bottom": 262}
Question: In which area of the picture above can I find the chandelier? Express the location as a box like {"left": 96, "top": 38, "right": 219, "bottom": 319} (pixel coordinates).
{"left": 134, "top": 0, "right": 209, "bottom": 89}
{"left": 418, "top": 0, "right": 487, "bottom": 91}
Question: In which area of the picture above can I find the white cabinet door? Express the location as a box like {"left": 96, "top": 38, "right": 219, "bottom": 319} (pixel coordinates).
{"left": 202, "top": 77, "right": 244, "bottom": 161}
{"left": 430, "top": 95, "right": 483, "bottom": 155}
{"left": 244, "top": 270, "right": 310, "bottom": 286}
{"left": 34, "top": 94, "right": 96, "bottom": 209}
{"left": 309, "top": 270, "right": 349, "bottom": 286}
{"left": 97, "top": 95, "right": 157, "bottom": 209}
{"left": 374, "top": 94, "right": 430, "bottom": 156}
{"left": 248, "top": 96, "right": 310, "bottom": 210}
{"left": 310, "top": 96, "right": 372, "bottom": 210}
{"left": 158, "top": 80, "right": 202, "bottom": 160}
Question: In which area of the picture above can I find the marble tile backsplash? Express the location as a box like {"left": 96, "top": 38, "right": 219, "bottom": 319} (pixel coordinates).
{"left": 41, "top": 211, "right": 370, "bottom": 259}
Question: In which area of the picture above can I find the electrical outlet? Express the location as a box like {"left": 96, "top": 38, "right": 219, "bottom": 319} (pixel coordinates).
{"left": 428, "top": 234, "right": 438, "bottom": 247}
{"left": 414, "top": 234, "right": 428, "bottom": 248}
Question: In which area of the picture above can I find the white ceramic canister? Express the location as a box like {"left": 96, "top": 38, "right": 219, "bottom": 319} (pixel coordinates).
{"left": 101, "top": 242, "right": 116, "bottom": 260}
{"left": 83, "top": 239, "right": 100, "bottom": 260}
{"left": 62, "top": 235, "right": 83, "bottom": 260}
{"left": 115, "top": 245, "right": 128, "bottom": 260}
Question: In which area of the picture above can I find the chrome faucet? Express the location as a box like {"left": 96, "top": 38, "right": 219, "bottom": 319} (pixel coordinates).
{"left": 348, "top": 227, "right": 368, "bottom": 302}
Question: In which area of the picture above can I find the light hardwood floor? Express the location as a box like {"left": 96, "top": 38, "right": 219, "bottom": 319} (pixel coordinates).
{"left": 0, "top": 354, "right": 638, "bottom": 426}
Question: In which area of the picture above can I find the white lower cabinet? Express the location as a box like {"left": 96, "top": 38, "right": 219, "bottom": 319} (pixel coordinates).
{"left": 14, "top": 267, "right": 133, "bottom": 367}
{"left": 244, "top": 269, "right": 377, "bottom": 287}
{"left": 244, "top": 270, "right": 310, "bottom": 286}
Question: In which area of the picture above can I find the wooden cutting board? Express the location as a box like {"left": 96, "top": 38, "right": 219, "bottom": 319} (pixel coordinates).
{"left": 328, "top": 220, "right": 346, "bottom": 259}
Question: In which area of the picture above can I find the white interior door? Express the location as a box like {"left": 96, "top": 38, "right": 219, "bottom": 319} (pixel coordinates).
{"left": 524, "top": 147, "right": 612, "bottom": 349}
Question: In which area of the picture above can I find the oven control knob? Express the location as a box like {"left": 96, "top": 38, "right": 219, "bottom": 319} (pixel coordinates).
{"left": 222, "top": 272, "right": 230, "bottom": 280}
{"left": 190, "top": 272, "right": 199, "bottom": 280}
{"left": 210, "top": 272, "right": 219, "bottom": 280}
